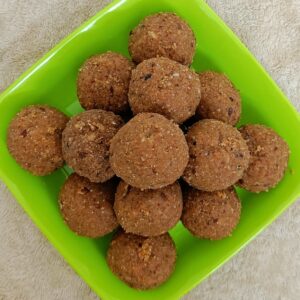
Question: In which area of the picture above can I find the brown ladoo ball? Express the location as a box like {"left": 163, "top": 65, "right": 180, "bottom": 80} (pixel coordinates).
{"left": 197, "top": 71, "right": 241, "bottom": 125}
{"left": 109, "top": 113, "right": 189, "bottom": 189}
{"left": 238, "top": 124, "right": 290, "bottom": 193}
{"left": 114, "top": 181, "right": 183, "bottom": 236}
{"left": 129, "top": 12, "right": 196, "bottom": 65}
{"left": 77, "top": 52, "right": 134, "bottom": 113}
{"left": 107, "top": 232, "right": 176, "bottom": 289}
{"left": 183, "top": 119, "right": 250, "bottom": 191}
{"left": 7, "top": 105, "right": 68, "bottom": 176}
{"left": 129, "top": 57, "right": 201, "bottom": 124}
{"left": 182, "top": 187, "right": 241, "bottom": 240}
{"left": 59, "top": 173, "right": 118, "bottom": 238}
{"left": 62, "top": 110, "right": 123, "bottom": 183}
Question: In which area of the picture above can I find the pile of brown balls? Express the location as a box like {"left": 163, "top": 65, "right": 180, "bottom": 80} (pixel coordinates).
{"left": 7, "top": 12, "right": 290, "bottom": 290}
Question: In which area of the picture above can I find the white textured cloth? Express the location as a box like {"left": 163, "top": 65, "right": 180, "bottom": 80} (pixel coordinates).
{"left": 0, "top": 1, "right": 299, "bottom": 299}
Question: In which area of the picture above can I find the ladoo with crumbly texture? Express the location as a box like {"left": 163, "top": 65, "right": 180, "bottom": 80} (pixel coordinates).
{"left": 197, "top": 71, "right": 241, "bottom": 125}
{"left": 107, "top": 232, "right": 176, "bottom": 289}
{"left": 114, "top": 180, "right": 182, "bottom": 236}
{"left": 110, "top": 113, "right": 189, "bottom": 189}
{"left": 182, "top": 187, "right": 241, "bottom": 240}
{"left": 129, "top": 57, "right": 201, "bottom": 123}
{"left": 7, "top": 105, "right": 68, "bottom": 176}
{"left": 183, "top": 119, "right": 250, "bottom": 191}
{"left": 59, "top": 173, "right": 118, "bottom": 238}
{"left": 62, "top": 109, "right": 123, "bottom": 183}
{"left": 129, "top": 12, "right": 196, "bottom": 65}
{"left": 238, "top": 124, "right": 289, "bottom": 192}
{"left": 77, "top": 52, "right": 134, "bottom": 113}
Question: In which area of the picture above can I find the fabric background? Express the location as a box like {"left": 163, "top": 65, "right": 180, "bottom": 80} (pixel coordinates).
{"left": 0, "top": 0, "right": 299, "bottom": 299}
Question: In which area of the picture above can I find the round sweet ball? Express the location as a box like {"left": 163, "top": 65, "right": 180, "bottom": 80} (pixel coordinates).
{"left": 62, "top": 109, "right": 124, "bottom": 183}
{"left": 59, "top": 173, "right": 118, "bottom": 238}
{"left": 107, "top": 232, "right": 176, "bottom": 289}
{"left": 109, "top": 113, "right": 189, "bottom": 189}
{"left": 182, "top": 187, "right": 241, "bottom": 240}
{"left": 129, "top": 57, "right": 201, "bottom": 124}
{"left": 77, "top": 52, "right": 134, "bottom": 113}
{"left": 129, "top": 13, "right": 196, "bottom": 65}
{"left": 238, "top": 124, "right": 290, "bottom": 193}
{"left": 7, "top": 105, "right": 68, "bottom": 176}
{"left": 114, "top": 181, "right": 183, "bottom": 236}
{"left": 197, "top": 71, "right": 241, "bottom": 125}
{"left": 183, "top": 119, "right": 250, "bottom": 191}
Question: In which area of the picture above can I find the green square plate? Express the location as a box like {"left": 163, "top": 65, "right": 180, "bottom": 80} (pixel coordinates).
{"left": 0, "top": 0, "right": 300, "bottom": 299}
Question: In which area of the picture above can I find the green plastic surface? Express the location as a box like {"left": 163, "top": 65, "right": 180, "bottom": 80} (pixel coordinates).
{"left": 0, "top": 0, "right": 300, "bottom": 299}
